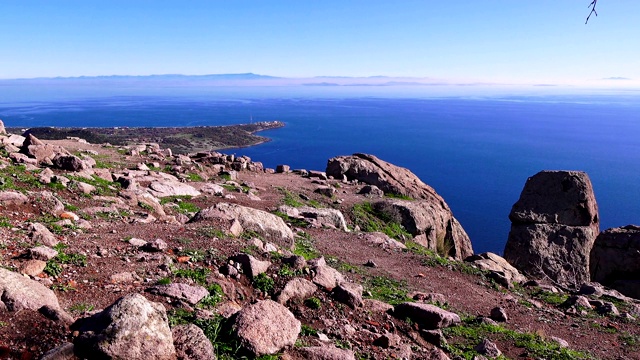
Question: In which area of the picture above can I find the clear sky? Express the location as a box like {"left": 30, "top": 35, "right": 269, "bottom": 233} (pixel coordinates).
{"left": 1, "top": 1, "right": 639, "bottom": 86}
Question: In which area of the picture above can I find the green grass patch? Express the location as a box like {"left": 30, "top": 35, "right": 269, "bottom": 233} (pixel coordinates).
{"left": 363, "top": 276, "right": 411, "bottom": 305}
{"left": 273, "top": 211, "right": 310, "bottom": 228}
{"left": 350, "top": 202, "right": 411, "bottom": 240}
{"left": 278, "top": 187, "right": 304, "bottom": 207}
{"left": 0, "top": 216, "right": 11, "bottom": 228}
{"left": 69, "top": 302, "right": 95, "bottom": 313}
{"left": 304, "top": 297, "right": 322, "bottom": 309}
{"left": 198, "top": 226, "right": 227, "bottom": 239}
{"left": 385, "top": 193, "right": 413, "bottom": 200}
{"left": 293, "top": 231, "right": 320, "bottom": 260}
{"left": 252, "top": 273, "right": 275, "bottom": 294}
{"left": 173, "top": 267, "right": 210, "bottom": 285}
{"left": 534, "top": 290, "right": 569, "bottom": 306}
{"left": 197, "top": 283, "right": 225, "bottom": 309}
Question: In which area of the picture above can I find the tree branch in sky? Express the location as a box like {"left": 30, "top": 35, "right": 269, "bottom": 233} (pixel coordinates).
{"left": 586, "top": 0, "right": 598, "bottom": 24}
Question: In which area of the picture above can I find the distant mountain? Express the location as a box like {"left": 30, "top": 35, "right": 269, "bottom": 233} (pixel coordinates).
{"left": 8, "top": 73, "right": 281, "bottom": 81}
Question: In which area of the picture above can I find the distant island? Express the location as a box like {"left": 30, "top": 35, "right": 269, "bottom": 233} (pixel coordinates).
{"left": 6, "top": 121, "right": 284, "bottom": 154}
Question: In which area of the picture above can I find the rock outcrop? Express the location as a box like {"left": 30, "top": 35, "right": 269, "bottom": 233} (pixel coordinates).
{"left": 190, "top": 202, "right": 294, "bottom": 248}
{"left": 465, "top": 252, "right": 526, "bottom": 288}
{"left": 590, "top": 225, "right": 640, "bottom": 299}
{"left": 374, "top": 198, "right": 473, "bottom": 259}
{"left": 326, "top": 153, "right": 472, "bottom": 259}
{"left": 504, "top": 171, "right": 599, "bottom": 288}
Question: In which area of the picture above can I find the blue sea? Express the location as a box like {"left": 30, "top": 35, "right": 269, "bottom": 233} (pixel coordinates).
{"left": 1, "top": 84, "right": 639, "bottom": 254}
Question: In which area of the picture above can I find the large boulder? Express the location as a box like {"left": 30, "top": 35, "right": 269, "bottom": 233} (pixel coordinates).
{"left": 590, "top": 225, "right": 640, "bottom": 299}
{"left": 0, "top": 268, "right": 71, "bottom": 322}
{"left": 504, "top": 171, "right": 599, "bottom": 288}
{"left": 326, "top": 153, "right": 471, "bottom": 259}
{"left": 373, "top": 199, "right": 473, "bottom": 259}
{"left": 231, "top": 299, "right": 301, "bottom": 356}
{"left": 465, "top": 252, "right": 526, "bottom": 288}
{"left": 72, "top": 293, "right": 176, "bottom": 359}
{"left": 393, "top": 302, "right": 461, "bottom": 329}
{"left": 279, "top": 205, "right": 349, "bottom": 231}
{"left": 0, "top": 119, "right": 5, "bottom": 135}
{"left": 172, "top": 324, "right": 216, "bottom": 360}
{"left": 148, "top": 181, "right": 201, "bottom": 198}
{"left": 190, "top": 202, "right": 294, "bottom": 248}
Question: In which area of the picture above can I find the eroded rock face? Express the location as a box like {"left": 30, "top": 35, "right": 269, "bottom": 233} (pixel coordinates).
{"left": 72, "top": 293, "right": 176, "bottom": 360}
{"left": 232, "top": 299, "right": 301, "bottom": 356}
{"left": 172, "top": 324, "right": 216, "bottom": 360}
{"left": 190, "top": 202, "right": 294, "bottom": 248}
{"left": 393, "top": 302, "right": 460, "bottom": 330}
{"left": 326, "top": 154, "right": 472, "bottom": 259}
{"left": 373, "top": 199, "right": 473, "bottom": 260}
{"left": 504, "top": 171, "right": 599, "bottom": 288}
{"left": 591, "top": 225, "right": 640, "bottom": 299}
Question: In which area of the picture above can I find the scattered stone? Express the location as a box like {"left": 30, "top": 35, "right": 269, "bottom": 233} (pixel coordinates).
{"left": 489, "top": 307, "right": 508, "bottom": 322}
{"left": 373, "top": 331, "right": 402, "bottom": 348}
{"left": 231, "top": 253, "right": 271, "bottom": 279}
{"left": 426, "top": 347, "right": 451, "bottom": 360}
{"left": 332, "top": 282, "right": 364, "bottom": 309}
{"left": 129, "top": 237, "right": 148, "bottom": 247}
{"left": 29, "top": 246, "right": 59, "bottom": 261}
{"left": 232, "top": 299, "right": 301, "bottom": 356}
{"left": 149, "top": 181, "right": 201, "bottom": 198}
{"left": 362, "top": 299, "right": 394, "bottom": 313}
{"left": 562, "top": 295, "right": 593, "bottom": 310}
{"left": 364, "top": 259, "right": 377, "bottom": 267}
{"left": 363, "top": 232, "right": 407, "bottom": 250}
{"left": 142, "top": 238, "right": 168, "bottom": 252}
{"left": 283, "top": 255, "right": 307, "bottom": 270}
{"left": 420, "top": 329, "right": 447, "bottom": 347}
{"left": 276, "top": 164, "right": 290, "bottom": 173}
{"left": 277, "top": 278, "right": 317, "bottom": 305}
{"left": 393, "top": 302, "right": 461, "bottom": 329}
{"left": 53, "top": 154, "right": 88, "bottom": 171}
{"left": 358, "top": 184, "right": 384, "bottom": 198}
{"left": 190, "top": 202, "right": 294, "bottom": 249}
{"left": 550, "top": 336, "right": 570, "bottom": 348}
{"left": 475, "top": 338, "right": 502, "bottom": 358}
{"left": 229, "top": 219, "right": 244, "bottom": 237}
{"left": 312, "top": 264, "right": 344, "bottom": 290}
{"left": 0, "top": 268, "right": 71, "bottom": 321}
{"left": 29, "top": 222, "right": 59, "bottom": 247}
{"left": 40, "top": 342, "right": 75, "bottom": 360}
{"left": 504, "top": 170, "right": 599, "bottom": 288}
{"left": 19, "top": 259, "right": 47, "bottom": 276}
{"left": 0, "top": 191, "right": 29, "bottom": 205}
{"left": 314, "top": 186, "right": 335, "bottom": 197}
{"left": 466, "top": 252, "right": 526, "bottom": 288}
{"left": 72, "top": 293, "right": 176, "bottom": 359}
{"left": 172, "top": 323, "right": 216, "bottom": 360}
{"left": 110, "top": 272, "right": 136, "bottom": 284}
{"left": 148, "top": 283, "right": 210, "bottom": 305}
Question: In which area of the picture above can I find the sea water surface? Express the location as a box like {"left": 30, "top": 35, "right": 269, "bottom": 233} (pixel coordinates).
{"left": 1, "top": 86, "right": 639, "bottom": 254}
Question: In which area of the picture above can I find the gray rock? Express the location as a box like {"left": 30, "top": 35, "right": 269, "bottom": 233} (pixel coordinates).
{"left": 393, "top": 302, "right": 461, "bottom": 329}
{"left": 142, "top": 238, "right": 168, "bottom": 252}
{"left": 232, "top": 299, "right": 301, "bottom": 356}
{"left": 466, "top": 252, "right": 526, "bottom": 288}
{"left": 0, "top": 191, "right": 28, "bottom": 205}
{"left": 426, "top": 347, "right": 451, "bottom": 360}
{"left": 312, "top": 265, "right": 344, "bottom": 290}
{"left": 590, "top": 225, "right": 640, "bottom": 299}
{"left": 29, "top": 222, "right": 59, "bottom": 247}
{"left": 277, "top": 278, "right": 317, "bottom": 305}
{"left": 29, "top": 245, "right": 58, "bottom": 261}
{"left": 41, "top": 342, "right": 75, "bottom": 360}
{"left": 489, "top": 307, "right": 508, "bottom": 322}
{"left": 363, "top": 232, "right": 407, "bottom": 250}
{"left": 332, "top": 282, "right": 363, "bottom": 309}
{"left": 72, "top": 293, "right": 176, "bottom": 360}
{"left": 504, "top": 170, "right": 599, "bottom": 288}
{"left": 420, "top": 329, "right": 447, "bottom": 347}
{"left": 231, "top": 253, "right": 271, "bottom": 279}
{"left": 373, "top": 198, "right": 473, "bottom": 260}
{"left": 475, "top": 339, "right": 502, "bottom": 358}
{"left": 129, "top": 237, "right": 148, "bottom": 247}
{"left": 276, "top": 164, "right": 290, "bottom": 173}
{"left": 53, "top": 154, "right": 88, "bottom": 171}
{"left": 373, "top": 331, "right": 401, "bottom": 348}
{"left": 0, "top": 119, "right": 5, "bottom": 135}
{"left": 358, "top": 185, "right": 384, "bottom": 198}
{"left": 19, "top": 259, "right": 47, "bottom": 276}
{"left": 172, "top": 324, "right": 216, "bottom": 360}
{"left": 314, "top": 186, "right": 335, "bottom": 197}
{"left": 190, "top": 202, "right": 294, "bottom": 249}
{"left": 284, "top": 205, "right": 349, "bottom": 232}
{"left": 149, "top": 181, "right": 201, "bottom": 198}
{"left": 148, "top": 283, "right": 210, "bottom": 305}
{"left": 0, "top": 268, "right": 71, "bottom": 321}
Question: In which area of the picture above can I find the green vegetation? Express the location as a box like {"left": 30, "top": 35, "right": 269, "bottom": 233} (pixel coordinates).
{"left": 69, "top": 302, "right": 95, "bottom": 313}
{"left": 178, "top": 249, "right": 207, "bottom": 262}
{"left": 173, "top": 267, "right": 210, "bottom": 285}
{"left": 350, "top": 202, "right": 411, "bottom": 240}
{"left": 304, "top": 297, "right": 322, "bottom": 309}
{"left": 252, "top": 273, "right": 275, "bottom": 294}
{"left": 45, "top": 244, "right": 87, "bottom": 277}
{"left": 534, "top": 290, "right": 569, "bottom": 306}
{"left": 160, "top": 195, "right": 200, "bottom": 214}
{"left": 157, "top": 277, "right": 172, "bottom": 285}
{"left": 385, "top": 193, "right": 413, "bottom": 200}
{"left": 293, "top": 231, "right": 320, "bottom": 260}
{"left": 198, "top": 226, "right": 227, "bottom": 239}
{"left": 443, "top": 318, "right": 592, "bottom": 359}
{"left": 363, "top": 276, "right": 411, "bottom": 305}
{"left": 240, "top": 230, "right": 263, "bottom": 241}
{"left": 279, "top": 187, "right": 304, "bottom": 207}
{"left": 0, "top": 216, "right": 11, "bottom": 228}
{"left": 44, "top": 261, "right": 63, "bottom": 277}
{"left": 273, "top": 211, "right": 309, "bottom": 228}
{"left": 197, "top": 283, "right": 225, "bottom": 309}
{"left": 187, "top": 173, "right": 204, "bottom": 182}
{"left": 405, "top": 241, "right": 485, "bottom": 276}
{"left": 300, "top": 324, "right": 318, "bottom": 336}
{"left": 0, "top": 164, "right": 43, "bottom": 191}
{"left": 67, "top": 174, "right": 121, "bottom": 196}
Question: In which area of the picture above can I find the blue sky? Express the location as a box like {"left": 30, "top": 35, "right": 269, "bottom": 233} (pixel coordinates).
{"left": 1, "top": 1, "right": 639, "bottom": 86}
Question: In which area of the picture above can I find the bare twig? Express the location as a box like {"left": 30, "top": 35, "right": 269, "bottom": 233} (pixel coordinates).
{"left": 586, "top": 0, "right": 598, "bottom": 24}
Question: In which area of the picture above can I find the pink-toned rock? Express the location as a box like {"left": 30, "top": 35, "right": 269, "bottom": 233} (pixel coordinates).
{"left": 277, "top": 278, "right": 317, "bottom": 305}
{"left": 19, "top": 259, "right": 47, "bottom": 276}
{"left": 232, "top": 299, "right": 301, "bottom": 356}
{"left": 393, "top": 302, "right": 461, "bottom": 329}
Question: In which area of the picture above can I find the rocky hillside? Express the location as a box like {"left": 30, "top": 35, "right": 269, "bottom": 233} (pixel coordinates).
{"left": 0, "top": 120, "right": 639, "bottom": 360}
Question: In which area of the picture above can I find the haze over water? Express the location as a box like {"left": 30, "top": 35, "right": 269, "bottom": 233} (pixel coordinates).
{"left": 1, "top": 85, "right": 639, "bottom": 254}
